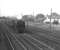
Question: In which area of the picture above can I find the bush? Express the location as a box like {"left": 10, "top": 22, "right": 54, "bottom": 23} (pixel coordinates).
{"left": 45, "top": 21, "right": 51, "bottom": 24}
{"left": 53, "top": 20, "right": 59, "bottom": 25}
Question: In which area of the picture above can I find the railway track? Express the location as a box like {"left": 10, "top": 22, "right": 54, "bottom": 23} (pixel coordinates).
{"left": 5, "top": 27, "right": 43, "bottom": 50}
{"left": 5, "top": 29, "right": 27, "bottom": 50}
{"left": 4, "top": 32, "right": 14, "bottom": 50}
{"left": 5, "top": 25, "right": 55, "bottom": 50}
{"left": 0, "top": 23, "right": 27, "bottom": 50}
{"left": 5, "top": 30, "right": 55, "bottom": 50}
{"left": 0, "top": 23, "right": 60, "bottom": 50}
{"left": 25, "top": 25, "right": 60, "bottom": 50}
{"left": 17, "top": 34, "right": 55, "bottom": 50}
{"left": 26, "top": 25, "right": 60, "bottom": 43}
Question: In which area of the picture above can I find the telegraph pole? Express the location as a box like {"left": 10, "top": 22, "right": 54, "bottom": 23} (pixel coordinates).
{"left": 32, "top": 9, "right": 35, "bottom": 23}
{"left": 33, "top": 9, "right": 34, "bottom": 17}
{"left": 50, "top": 8, "right": 52, "bottom": 33}
{"left": 0, "top": 8, "right": 1, "bottom": 17}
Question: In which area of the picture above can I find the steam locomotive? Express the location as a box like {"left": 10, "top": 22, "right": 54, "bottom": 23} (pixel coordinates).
{"left": 16, "top": 20, "right": 25, "bottom": 33}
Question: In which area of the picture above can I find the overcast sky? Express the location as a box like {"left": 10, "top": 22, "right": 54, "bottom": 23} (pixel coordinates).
{"left": 0, "top": 0, "right": 60, "bottom": 19}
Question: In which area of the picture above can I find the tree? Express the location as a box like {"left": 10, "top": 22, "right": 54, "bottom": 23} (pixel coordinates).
{"left": 22, "top": 15, "right": 30, "bottom": 21}
{"left": 36, "top": 14, "right": 44, "bottom": 19}
{"left": 36, "top": 13, "right": 46, "bottom": 22}
{"left": 22, "top": 15, "right": 34, "bottom": 22}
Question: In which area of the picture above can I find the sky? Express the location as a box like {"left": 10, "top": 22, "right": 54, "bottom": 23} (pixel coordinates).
{"left": 0, "top": 0, "right": 60, "bottom": 19}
